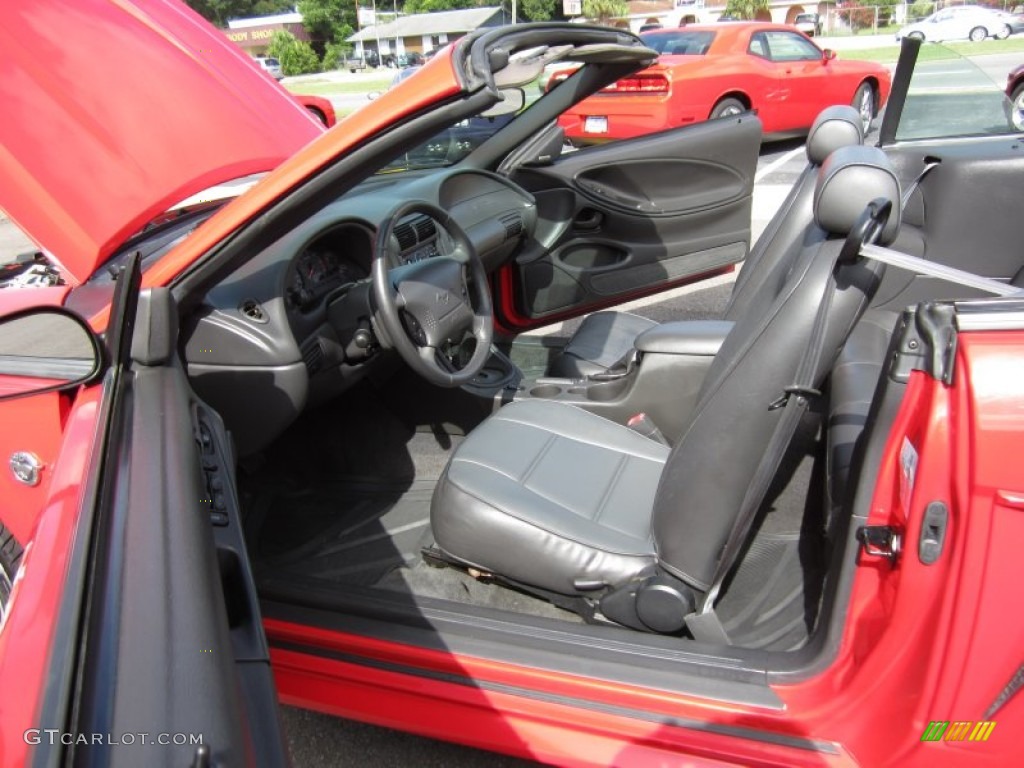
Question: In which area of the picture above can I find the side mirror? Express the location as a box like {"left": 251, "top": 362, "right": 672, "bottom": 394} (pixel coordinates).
{"left": 0, "top": 308, "right": 103, "bottom": 401}
{"left": 367, "top": 90, "right": 382, "bottom": 101}
{"left": 823, "top": 49, "right": 837, "bottom": 61}
{"left": 480, "top": 88, "right": 526, "bottom": 118}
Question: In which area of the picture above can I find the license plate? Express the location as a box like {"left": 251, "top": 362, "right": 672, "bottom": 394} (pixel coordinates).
{"left": 584, "top": 116, "right": 608, "bottom": 134}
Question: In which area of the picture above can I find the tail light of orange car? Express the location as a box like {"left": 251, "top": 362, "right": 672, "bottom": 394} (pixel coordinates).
{"left": 545, "top": 71, "right": 670, "bottom": 94}
{"left": 601, "top": 74, "right": 670, "bottom": 93}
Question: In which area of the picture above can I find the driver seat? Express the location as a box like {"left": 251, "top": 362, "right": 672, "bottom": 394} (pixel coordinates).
{"left": 430, "top": 147, "right": 901, "bottom": 631}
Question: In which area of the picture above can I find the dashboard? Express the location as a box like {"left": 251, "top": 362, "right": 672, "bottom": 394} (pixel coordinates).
{"left": 182, "top": 168, "right": 538, "bottom": 452}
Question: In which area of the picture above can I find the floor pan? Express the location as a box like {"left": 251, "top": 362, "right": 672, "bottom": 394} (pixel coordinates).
{"left": 247, "top": 478, "right": 435, "bottom": 587}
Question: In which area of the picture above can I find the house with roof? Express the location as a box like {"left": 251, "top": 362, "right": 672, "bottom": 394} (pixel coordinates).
{"left": 224, "top": 12, "right": 311, "bottom": 56}
{"left": 347, "top": 6, "right": 509, "bottom": 62}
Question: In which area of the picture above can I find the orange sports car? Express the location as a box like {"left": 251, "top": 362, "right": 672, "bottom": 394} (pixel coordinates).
{"left": 556, "top": 22, "right": 891, "bottom": 142}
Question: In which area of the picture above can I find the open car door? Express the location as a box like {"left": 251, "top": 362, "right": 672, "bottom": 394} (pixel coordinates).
{"left": 15, "top": 258, "right": 288, "bottom": 767}
{"left": 497, "top": 114, "right": 762, "bottom": 328}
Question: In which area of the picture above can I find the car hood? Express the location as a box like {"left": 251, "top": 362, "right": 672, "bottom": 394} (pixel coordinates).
{"left": 0, "top": 0, "right": 322, "bottom": 284}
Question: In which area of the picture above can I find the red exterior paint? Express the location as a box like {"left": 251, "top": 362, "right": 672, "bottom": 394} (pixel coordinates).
{"left": 267, "top": 621, "right": 853, "bottom": 767}
{"left": 0, "top": 387, "right": 105, "bottom": 766}
{"left": 131, "top": 50, "right": 462, "bottom": 295}
{"left": 0, "top": 0, "right": 320, "bottom": 284}
{"left": 294, "top": 94, "right": 337, "bottom": 128}
{"left": 558, "top": 24, "right": 891, "bottom": 141}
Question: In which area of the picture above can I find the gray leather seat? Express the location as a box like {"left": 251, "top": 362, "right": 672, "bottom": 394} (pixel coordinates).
{"left": 431, "top": 146, "right": 901, "bottom": 624}
{"left": 549, "top": 105, "right": 866, "bottom": 379}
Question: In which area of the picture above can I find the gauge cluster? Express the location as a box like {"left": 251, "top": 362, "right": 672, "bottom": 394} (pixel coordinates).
{"left": 286, "top": 225, "right": 372, "bottom": 312}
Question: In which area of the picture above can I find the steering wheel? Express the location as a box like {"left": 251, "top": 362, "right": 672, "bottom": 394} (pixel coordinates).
{"left": 371, "top": 200, "right": 493, "bottom": 387}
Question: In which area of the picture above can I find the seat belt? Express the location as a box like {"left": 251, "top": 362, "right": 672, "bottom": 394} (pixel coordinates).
{"left": 861, "top": 244, "right": 1021, "bottom": 297}
{"left": 901, "top": 159, "right": 940, "bottom": 208}
{"left": 685, "top": 199, "right": 892, "bottom": 645}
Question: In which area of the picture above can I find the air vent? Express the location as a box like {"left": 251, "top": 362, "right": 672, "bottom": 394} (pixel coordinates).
{"left": 413, "top": 215, "right": 436, "bottom": 241}
{"left": 500, "top": 213, "right": 524, "bottom": 241}
{"left": 302, "top": 339, "right": 324, "bottom": 374}
{"left": 393, "top": 222, "right": 416, "bottom": 251}
{"left": 238, "top": 299, "right": 267, "bottom": 324}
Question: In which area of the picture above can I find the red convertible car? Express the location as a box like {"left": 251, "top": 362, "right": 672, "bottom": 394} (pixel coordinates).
{"left": 555, "top": 23, "right": 891, "bottom": 142}
{"left": 1, "top": 2, "right": 1022, "bottom": 766}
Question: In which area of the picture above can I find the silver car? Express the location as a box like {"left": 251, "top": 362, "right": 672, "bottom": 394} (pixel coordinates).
{"left": 897, "top": 5, "right": 1015, "bottom": 42}
{"left": 253, "top": 55, "right": 283, "bottom": 81}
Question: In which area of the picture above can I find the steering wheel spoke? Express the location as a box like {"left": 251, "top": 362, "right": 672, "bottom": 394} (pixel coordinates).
{"left": 372, "top": 201, "right": 493, "bottom": 387}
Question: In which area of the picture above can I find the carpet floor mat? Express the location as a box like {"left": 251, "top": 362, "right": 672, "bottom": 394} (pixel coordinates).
{"left": 715, "top": 531, "right": 821, "bottom": 651}
{"left": 247, "top": 478, "right": 435, "bottom": 587}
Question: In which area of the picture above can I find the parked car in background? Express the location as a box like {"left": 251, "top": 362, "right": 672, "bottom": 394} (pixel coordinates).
{"left": 555, "top": 23, "right": 891, "bottom": 142}
{"left": 294, "top": 94, "right": 336, "bottom": 127}
{"left": 1008, "top": 61, "right": 1024, "bottom": 129}
{"left": 385, "top": 51, "right": 424, "bottom": 68}
{"left": 793, "top": 12, "right": 822, "bottom": 36}
{"left": 254, "top": 55, "right": 283, "bottom": 80}
{"left": 344, "top": 49, "right": 380, "bottom": 72}
{"left": 897, "top": 5, "right": 1015, "bottom": 42}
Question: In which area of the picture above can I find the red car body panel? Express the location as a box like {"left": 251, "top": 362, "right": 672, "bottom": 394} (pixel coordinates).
{"left": 558, "top": 24, "right": 891, "bottom": 141}
{"left": 134, "top": 53, "right": 461, "bottom": 297}
{"left": 0, "top": 0, "right": 320, "bottom": 284}
{"left": 295, "top": 94, "right": 338, "bottom": 127}
{"left": 0, "top": 386, "right": 105, "bottom": 767}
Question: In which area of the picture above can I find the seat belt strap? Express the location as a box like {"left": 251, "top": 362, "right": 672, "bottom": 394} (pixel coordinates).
{"left": 861, "top": 244, "right": 1021, "bottom": 297}
{"left": 901, "top": 159, "right": 940, "bottom": 208}
{"left": 686, "top": 199, "right": 892, "bottom": 645}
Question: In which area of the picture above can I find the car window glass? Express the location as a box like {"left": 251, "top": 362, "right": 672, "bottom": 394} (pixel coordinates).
{"left": 640, "top": 30, "right": 716, "bottom": 56}
{"left": 895, "top": 46, "right": 1018, "bottom": 141}
{"left": 748, "top": 32, "right": 769, "bottom": 59}
{"left": 763, "top": 31, "right": 821, "bottom": 62}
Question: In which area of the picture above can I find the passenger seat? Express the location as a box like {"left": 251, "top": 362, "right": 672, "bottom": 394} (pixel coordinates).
{"left": 548, "top": 105, "right": 866, "bottom": 379}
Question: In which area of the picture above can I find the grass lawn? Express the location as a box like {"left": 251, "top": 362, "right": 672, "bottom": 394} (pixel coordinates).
{"left": 285, "top": 76, "right": 392, "bottom": 96}
{"left": 839, "top": 37, "right": 1024, "bottom": 63}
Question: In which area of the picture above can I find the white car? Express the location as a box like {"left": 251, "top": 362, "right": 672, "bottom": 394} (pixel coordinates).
{"left": 897, "top": 5, "right": 1014, "bottom": 42}
{"left": 254, "top": 55, "right": 284, "bottom": 80}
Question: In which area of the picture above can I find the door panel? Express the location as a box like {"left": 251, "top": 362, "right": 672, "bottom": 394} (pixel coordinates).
{"left": 501, "top": 113, "right": 761, "bottom": 326}
{"left": 56, "top": 287, "right": 289, "bottom": 767}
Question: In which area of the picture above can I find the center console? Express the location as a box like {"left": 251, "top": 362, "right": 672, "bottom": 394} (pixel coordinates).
{"left": 509, "top": 320, "right": 734, "bottom": 443}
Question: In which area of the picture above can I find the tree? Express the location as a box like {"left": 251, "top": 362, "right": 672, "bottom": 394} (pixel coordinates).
{"left": 520, "top": 0, "right": 562, "bottom": 22}
{"left": 722, "top": 0, "right": 769, "bottom": 21}
{"left": 268, "top": 30, "right": 322, "bottom": 75}
{"left": 582, "top": 0, "right": 627, "bottom": 24}
{"left": 404, "top": 0, "right": 479, "bottom": 13}
{"left": 297, "top": 0, "right": 358, "bottom": 60}
{"left": 185, "top": 1, "right": 293, "bottom": 27}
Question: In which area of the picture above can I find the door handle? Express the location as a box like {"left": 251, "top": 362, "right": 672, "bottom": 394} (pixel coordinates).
{"left": 918, "top": 501, "right": 948, "bottom": 565}
{"left": 574, "top": 208, "right": 604, "bottom": 230}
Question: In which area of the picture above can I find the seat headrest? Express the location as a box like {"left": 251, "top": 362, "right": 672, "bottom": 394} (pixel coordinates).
{"left": 814, "top": 145, "right": 901, "bottom": 245}
{"left": 806, "top": 106, "right": 864, "bottom": 165}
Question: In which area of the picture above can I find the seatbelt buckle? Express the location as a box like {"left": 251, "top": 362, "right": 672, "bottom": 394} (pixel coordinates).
{"left": 627, "top": 413, "right": 668, "bottom": 445}
{"left": 768, "top": 385, "right": 822, "bottom": 410}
